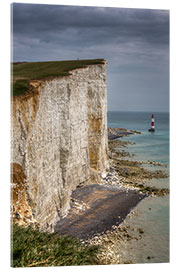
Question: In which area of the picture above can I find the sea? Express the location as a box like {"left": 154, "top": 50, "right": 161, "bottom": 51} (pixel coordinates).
{"left": 107, "top": 111, "right": 169, "bottom": 264}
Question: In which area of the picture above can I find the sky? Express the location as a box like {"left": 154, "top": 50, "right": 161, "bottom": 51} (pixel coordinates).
{"left": 12, "top": 3, "right": 169, "bottom": 112}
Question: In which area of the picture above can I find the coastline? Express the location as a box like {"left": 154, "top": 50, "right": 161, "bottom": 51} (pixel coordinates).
{"left": 54, "top": 127, "right": 169, "bottom": 264}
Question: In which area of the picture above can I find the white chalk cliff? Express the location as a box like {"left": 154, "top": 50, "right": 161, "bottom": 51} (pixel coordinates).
{"left": 11, "top": 61, "right": 109, "bottom": 231}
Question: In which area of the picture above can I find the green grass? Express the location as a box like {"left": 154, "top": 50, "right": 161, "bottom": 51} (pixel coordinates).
{"left": 12, "top": 79, "right": 30, "bottom": 96}
{"left": 12, "top": 224, "right": 100, "bottom": 267}
{"left": 12, "top": 59, "right": 105, "bottom": 96}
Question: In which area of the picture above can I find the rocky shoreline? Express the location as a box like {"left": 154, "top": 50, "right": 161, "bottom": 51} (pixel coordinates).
{"left": 108, "top": 127, "right": 141, "bottom": 140}
{"left": 86, "top": 128, "right": 169, "bottom": 264}
{"left": 54, "top": 128, "right": 169, "bottom": 264}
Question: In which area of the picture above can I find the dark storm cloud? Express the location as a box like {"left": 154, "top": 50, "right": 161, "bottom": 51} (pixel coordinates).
{"left": 12, "top": 3, "right": 169, "bottom": 72}
{"left": 12, "top": 3, "right": 169, "bottom": 112}
{"left": 12, "top": 4, "right": 169, "bottom": 46}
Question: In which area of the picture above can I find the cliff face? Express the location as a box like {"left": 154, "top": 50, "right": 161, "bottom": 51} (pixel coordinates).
{"left": 11, "top": 62, "right": 109, "bottom": 231}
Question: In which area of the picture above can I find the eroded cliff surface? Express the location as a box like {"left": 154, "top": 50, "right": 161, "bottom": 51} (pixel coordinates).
{"left": 11, "top": 62, "right": 109, "bottom": 231}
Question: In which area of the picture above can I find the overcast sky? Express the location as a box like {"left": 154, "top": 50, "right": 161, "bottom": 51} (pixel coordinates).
{"left": 12, "top": 3, "right": 169, "bottom": 112}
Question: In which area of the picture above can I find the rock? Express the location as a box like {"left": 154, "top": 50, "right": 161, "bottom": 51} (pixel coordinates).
{"left": 124, "top": 260, "right": 133, "bottom": 264}
{"left": 101, "top": 172, "right": 107, "bottom": 178}
{"left": 138, "top": 228, "right": 144, "bottom": 234}
{"left": 147, "top": 256, "right": 154, "bottom": 260}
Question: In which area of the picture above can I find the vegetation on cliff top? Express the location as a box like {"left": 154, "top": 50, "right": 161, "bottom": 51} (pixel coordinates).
{"left": 12, "top": 59, "right": 105, "bottom": 96}
{"left": 12, "top": 224, "right": 100, "bottom": 267}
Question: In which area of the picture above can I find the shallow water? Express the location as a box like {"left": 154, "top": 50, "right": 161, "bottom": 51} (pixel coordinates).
{"left": 119, "top": 131, "right": 169, "bottom": 166}
{"left": 108, "top": 111, "right": 169, "bottom": 263}
{"left": 118, "top": 195, "right": 169, "bottom": 263}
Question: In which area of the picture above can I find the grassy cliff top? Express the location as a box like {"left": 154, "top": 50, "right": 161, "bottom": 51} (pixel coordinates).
{"left": 12, "top": 59, "right": 105, "bottom": 96}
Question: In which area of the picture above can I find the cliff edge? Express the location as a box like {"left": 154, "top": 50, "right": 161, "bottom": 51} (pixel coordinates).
{"left": 11, "top": 59, "right": 109, "bottom": 231}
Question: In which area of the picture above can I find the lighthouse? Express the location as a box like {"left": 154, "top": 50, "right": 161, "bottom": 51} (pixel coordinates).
{"left": 148, "top": 114, "right": 155, "bottom": 132}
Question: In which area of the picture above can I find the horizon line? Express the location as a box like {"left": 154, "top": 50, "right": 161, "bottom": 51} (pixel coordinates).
{"left": 107, "top": 110, "right": 169, "bottom": 113}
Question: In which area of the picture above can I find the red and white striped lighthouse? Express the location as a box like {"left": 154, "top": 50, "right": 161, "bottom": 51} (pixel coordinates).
{"left": 148, "top": 114, "right": 155, "bottom": 132}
